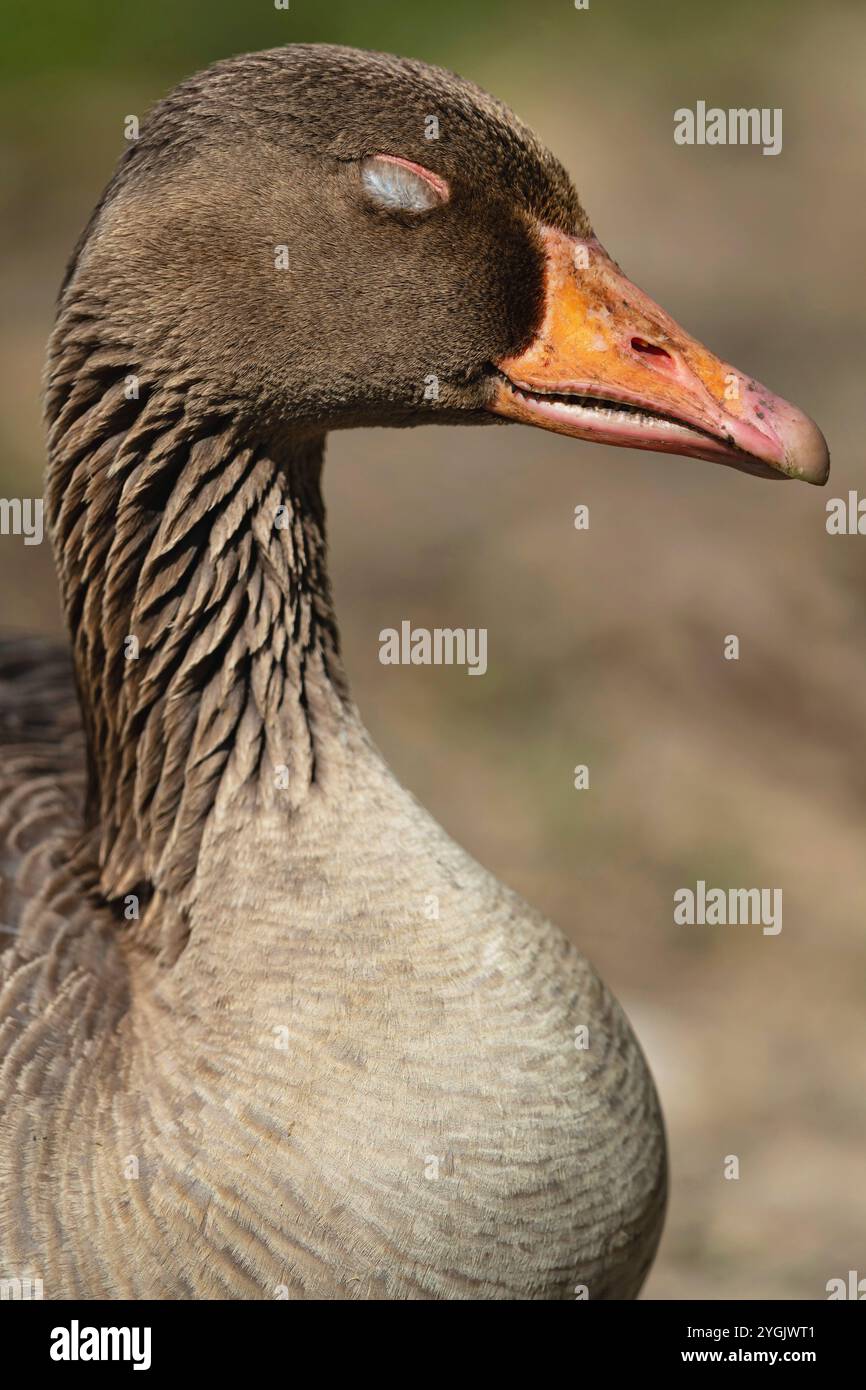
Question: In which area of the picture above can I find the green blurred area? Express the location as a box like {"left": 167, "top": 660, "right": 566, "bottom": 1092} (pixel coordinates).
{"left": 0, "top": 0, "right": 841, "bottom": 262}
{"left": 0, "top": 0, "right": 807, "bottom": 80}
{"left": 1, "top": 0, "right": 864, "bottom": 1301}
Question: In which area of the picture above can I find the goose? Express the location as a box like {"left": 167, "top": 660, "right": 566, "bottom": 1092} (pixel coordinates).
{"left": 0, "top": 43, "right": 828, "bottom": 1301}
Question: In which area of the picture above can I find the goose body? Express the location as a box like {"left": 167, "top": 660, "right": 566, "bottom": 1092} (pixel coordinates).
{"left": 0, "top": 45, "right": 827, "bottom": 1300}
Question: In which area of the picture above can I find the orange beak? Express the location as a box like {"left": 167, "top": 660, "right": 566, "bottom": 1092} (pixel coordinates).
{"left": 488, "top": 228, "right": 829, "bottom": 484}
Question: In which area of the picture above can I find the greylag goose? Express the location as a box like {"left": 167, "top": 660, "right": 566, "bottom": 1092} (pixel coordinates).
{"left": 0, "top": 44, "right": 828, "bottom": 1301}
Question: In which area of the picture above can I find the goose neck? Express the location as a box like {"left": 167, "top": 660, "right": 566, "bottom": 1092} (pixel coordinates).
{"left": 45, "top": 348, "right": 351, "bottom": 936}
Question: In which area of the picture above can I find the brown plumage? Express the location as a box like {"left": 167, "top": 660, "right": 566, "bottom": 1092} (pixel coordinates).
{"left": 4, "top": 40, "right": 829, "bottom": 1299}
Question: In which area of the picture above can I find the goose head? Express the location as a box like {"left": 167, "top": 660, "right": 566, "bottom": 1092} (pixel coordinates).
{"left": 64, "top": 43, "right": 828, "bottom": 484}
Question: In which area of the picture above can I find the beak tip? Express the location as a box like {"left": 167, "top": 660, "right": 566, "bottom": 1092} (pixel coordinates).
{"left": 779, "top": 417, "right": 830, "bottom": 486}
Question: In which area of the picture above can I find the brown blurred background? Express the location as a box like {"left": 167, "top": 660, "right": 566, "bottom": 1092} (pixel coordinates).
{"left": 2, "top": 0, "right": 864, "bottom": 1298}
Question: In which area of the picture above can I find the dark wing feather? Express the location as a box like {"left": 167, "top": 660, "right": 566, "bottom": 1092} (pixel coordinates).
{"left": 0, "top": 635, "right": 85, "bottom": 947}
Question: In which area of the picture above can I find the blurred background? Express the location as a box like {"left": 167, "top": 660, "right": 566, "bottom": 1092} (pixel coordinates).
{"left": 2, "top": 0, "right": 864, "bottom": 1299}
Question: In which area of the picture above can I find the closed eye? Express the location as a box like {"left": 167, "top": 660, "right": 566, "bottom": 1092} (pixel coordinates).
{"left": 360, "top": 154, "right": 450, "bottom": 214}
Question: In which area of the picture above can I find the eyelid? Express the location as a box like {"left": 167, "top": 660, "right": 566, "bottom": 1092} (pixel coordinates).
{"left": 360, "top": 154, "right": 450, "bottom": 213}
{"left": 372, "top": 155, "right": 450, "bottom": 202}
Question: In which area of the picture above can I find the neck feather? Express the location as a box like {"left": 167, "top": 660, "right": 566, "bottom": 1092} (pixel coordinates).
{"left": 45, "top": 318, "right": 349, "bottom": 936}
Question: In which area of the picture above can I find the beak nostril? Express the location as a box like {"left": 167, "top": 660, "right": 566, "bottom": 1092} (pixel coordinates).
{"left": 631, "top": 336, "right": 673, "bottom": 362}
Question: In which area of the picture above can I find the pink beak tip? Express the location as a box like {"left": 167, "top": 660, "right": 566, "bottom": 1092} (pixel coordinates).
{"left": 775, "top": 405, "right": 831, "bottom": 486}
